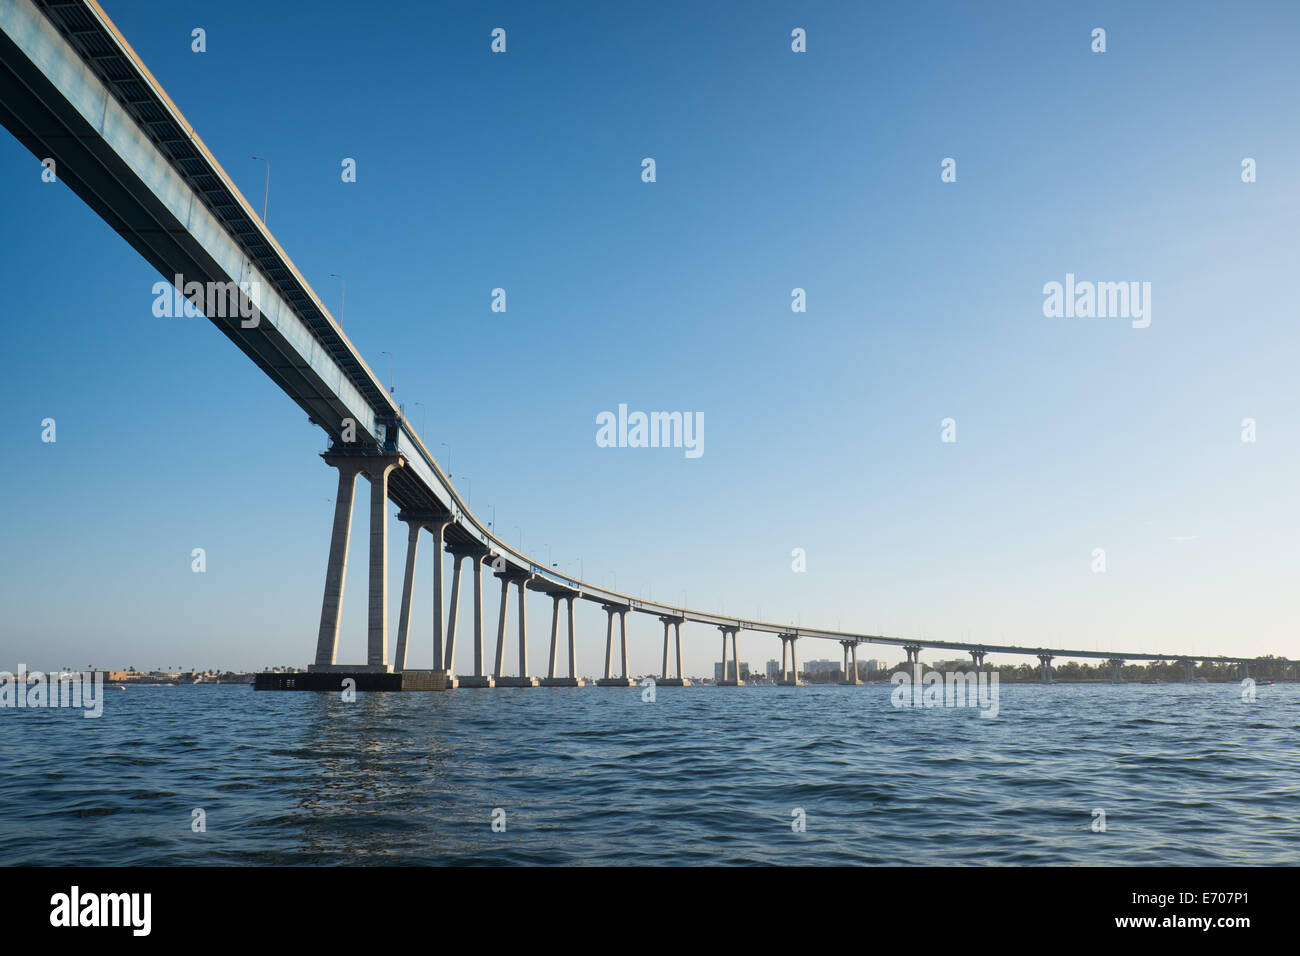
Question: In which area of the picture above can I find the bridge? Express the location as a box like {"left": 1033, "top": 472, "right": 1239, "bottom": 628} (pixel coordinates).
{"left": 1, "top": 0, "right": 1290, "bottom": 691}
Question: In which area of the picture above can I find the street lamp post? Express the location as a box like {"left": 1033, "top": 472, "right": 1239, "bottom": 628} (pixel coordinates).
{"left": 250, "top": 156, "right": 270, "bottom": 223}
{"left": 328, "top": 273, "right": 345, "bottom": 323}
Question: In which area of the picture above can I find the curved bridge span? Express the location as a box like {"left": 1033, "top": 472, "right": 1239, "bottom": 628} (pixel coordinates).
{"left": 1, "top": 0, "right": 1284, "bottom": 688}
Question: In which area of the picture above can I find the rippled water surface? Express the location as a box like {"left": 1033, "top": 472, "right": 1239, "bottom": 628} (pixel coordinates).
{"left": 2, "top": 683, "right": 1298, "bottom": 865}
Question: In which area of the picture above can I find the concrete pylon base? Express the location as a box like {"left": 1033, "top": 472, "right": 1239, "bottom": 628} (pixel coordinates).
{"left": 254, "top": 670, "right": 446, "bottom": 691}
{"left": 456, "top": 675, "right": 495, "bottom": 688}
{"left": 539, "top": 677, "right": 585, "bottom": 687}
{"left": 595, "top": 678, "right": 636, "bottom": 687}
{"left": 840, "top": 680, "right": 861, "bottom": 686}
{"left": 777, "top": 679, "right": 802, "bottom": 686}
{"left": 307, "top": 663, "right": 393, "bottom": 674}
{"left": 655, "top": 678, "right": 691, "bottom": 687}
{"left": 718, "top": 680, "right": 746, "bottom": 687}
{"left": 494, "top": 676, "right": 540, "bottom": 687}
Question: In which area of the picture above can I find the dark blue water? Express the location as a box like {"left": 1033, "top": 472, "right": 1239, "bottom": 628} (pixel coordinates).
{"left": 3, "top": 683, "right": 1298, "bottom": 865}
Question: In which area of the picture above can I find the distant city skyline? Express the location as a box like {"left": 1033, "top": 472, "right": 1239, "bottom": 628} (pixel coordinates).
{"left": 3, "top": 0, "right": 1299, "bottom": 675}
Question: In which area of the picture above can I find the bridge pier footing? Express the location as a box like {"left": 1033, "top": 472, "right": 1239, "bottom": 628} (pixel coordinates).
{"left": 255, "top": 670, "right": 450, "bottom": 692}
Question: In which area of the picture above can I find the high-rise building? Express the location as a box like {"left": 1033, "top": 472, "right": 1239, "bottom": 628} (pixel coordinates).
{"left": 803, "top": 659, "right": 839, "bottom": 676}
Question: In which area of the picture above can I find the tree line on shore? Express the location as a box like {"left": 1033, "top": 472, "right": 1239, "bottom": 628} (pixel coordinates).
{"left": 794, "top": 655, "right": 1298, "bottom": 683}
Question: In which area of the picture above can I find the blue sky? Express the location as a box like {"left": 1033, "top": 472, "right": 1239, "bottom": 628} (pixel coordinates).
{"left": 2, "top": 0, "right": 1298, "bottom": 674}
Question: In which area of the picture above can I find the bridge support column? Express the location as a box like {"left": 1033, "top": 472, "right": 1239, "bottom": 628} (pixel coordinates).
{"left": 495, "top": 576, "right": 538, "bottom": 687}
{"left": 547, "top": 596, "right": 561, "bottom": 679}
{"left": 604, "top": 607, "right": 614, "bottom": 678}
{"left": 656, "top": 617, "right": 689, "bottom": 686}
{"left": 392, "top": 519, "right": 421, "bottom": 672}
{"left": 393, "top": 513, "right": 453, "bottom": 677}
{"left": 443, "top": 552, "right": 464, "bottom": 680}
{"left": 492, "top": 575, "right": 510, "bottom": 680}
{"left": 1183, "top": 659, "right": 1195, "bottom": 682}
{"left": 457, "top": 552, "right": 493, "bottom": 687}
{"left": 363, "top": 459, "right": 400, "bottom": 670}
{"left": 719, "top": 627, "right": 744, "bottom": 685}
{"left": 661, "top": 620, "right": 671, "bottom": 679}
{"left": 841, "top": 641, "right": 859, "bottom": 685}
{"left": 540, "top": 593, "right": 584, "bottom": 687}
{"left": 1038, "top": 654, "right": 1053, "bottom": 684}
{"left": 619, "top": 609, "right": 630, "bottom": 679}
{"left": 568, "top": 597, "right": 579, "bottom": 681}
{"left": 311, "top": 461, "right": 361, "bottom": 668}
{"left": 778, "top": 634, "right": 801, "bottom": 685}
{"left": 675, "top": 621, "right": 684, "bottom": 683}
{"left": 596, "top": 605, "right": 634, "bottom": 686}
{"left": 904, "top": 644, "right": 921, "bottom": 668}
{"left": 491, "top": 576, "right": 538, "bottom": 687}
{"left": 1240, "top": 661, "right": 1249, "bottom": 680}
{"left": 1108, "top": 658, "right": 1124, "bottom": 683}
{"left": 970, "top": 649, "right": 986, "bottom": 671}
{"left": 787, "top": 635, "right": 801, "bottom": 685}
{"left": 429, "top": 520, "right": 451, "bottom": 680}
{"left": 308, "top": 455, "right": 402, "bottom": 674}
{"left": 518, "top": 579, "right": 529, "bottom": 677}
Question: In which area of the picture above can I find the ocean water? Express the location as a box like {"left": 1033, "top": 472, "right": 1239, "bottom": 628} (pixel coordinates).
{"left": 2, "top": 682, "right": 1298, "bottom": 866}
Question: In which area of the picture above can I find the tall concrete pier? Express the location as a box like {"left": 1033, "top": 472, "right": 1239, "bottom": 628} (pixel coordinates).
{"left": 777, "top": 634, "right": 801, "bottom": 685}
{"left": 657, "top": 616, "right": 690, "bottom": 686}
{"left": 596, "top": 605, "right": 635, "bottom": 687}
{"left": 718, "top": 626, "right": 744, "bottom": 686}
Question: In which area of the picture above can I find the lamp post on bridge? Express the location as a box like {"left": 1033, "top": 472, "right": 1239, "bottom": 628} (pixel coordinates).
{"left": 250, "top": 155, "right": 269, "bottom": 223}
{"left": 328, "top": 273, "right": 344, "bottom": 323}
